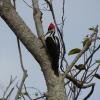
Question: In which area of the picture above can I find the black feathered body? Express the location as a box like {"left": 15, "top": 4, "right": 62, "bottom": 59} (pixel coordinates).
{"left": 45, "top": 36, "right": 60, "bottom": 76}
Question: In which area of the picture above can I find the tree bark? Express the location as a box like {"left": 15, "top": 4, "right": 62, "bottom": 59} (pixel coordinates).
{"left": 0, "top": 0, "right": 67, "bottom": 100}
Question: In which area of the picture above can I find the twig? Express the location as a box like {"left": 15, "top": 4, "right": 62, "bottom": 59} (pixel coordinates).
{"left": 33, "top": 95, "right": 46, "bottom": 100}
{"left": 23, "top": 0, "right": 33, "bottom": 8}
{"left": 80, "top": 45, "right": 100, "bottom": 84}
{"left": 85, "top": 64, "right": 100, "bottom": 83}
{"left": 83, "top": 83, "right": 95, "bottom": 100}
{"left": 15, "top": 39, "right": 28, "bottom": 100}
{"left": 84, "top": 45, "right": 100, "bottom": 66}
{"left": 3, "top": 76, "right": 16, "bottom": 98}
{"left": 6, "top": 87, "right": 14, "bottom": 99}
{"left": 62, "top": 0, "right": 65, "bottom": 32}
{"left": 15, "top": 72, "right": 27, "bottom": 99}
{"left": 65, "top": 73, "right": 83, "bottom": 88}
{"left": 16, "top": 85, "right": 25, "bottom": 100}
{"left": 26, "top": 86, "right": 43, "bottom": 96}
{"left": 23, "top": 84, "right": 33, "bottom": 100}
{"left": 32, "top": 0, "right": 44, "bottom": 36}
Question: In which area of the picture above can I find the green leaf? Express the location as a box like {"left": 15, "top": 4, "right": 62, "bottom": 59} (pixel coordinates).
{"left": 68, "top": 48, "right": 81, "bottom": 56}
{"left": 82, "top": 38, "right": 89, "bottom": 47}
{"left": 96, "top": 60, "right": 100, "bottom": 64}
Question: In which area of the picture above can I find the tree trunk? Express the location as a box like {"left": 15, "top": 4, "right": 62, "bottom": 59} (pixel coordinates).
{"left": 0, "top": 0, "right": 67, "bottom": 100}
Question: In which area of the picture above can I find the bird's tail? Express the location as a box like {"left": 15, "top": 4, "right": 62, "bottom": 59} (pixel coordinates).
{"left": 52, "top": 61, "right": 59, "bottom": 76}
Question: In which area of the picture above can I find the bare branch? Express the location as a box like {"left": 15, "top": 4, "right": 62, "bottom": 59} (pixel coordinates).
{"left": 15, "top": 71, "right": 28, "bottom": 100}
{"left": 32, "top": 0, "right": 46, "bottom": 46}
{"left": 23, "top": 85, "right": 33, "bottom": 100}
{"left": 62, "top": 0, "right": 65, "bottom": 31}
{"left": 33, "top": 95, "right": 46, "bottom": 100}
{"left": 65, "top": 73, "right": 83, "bottom": 88}
{"left": 84, "top": 45, "right": 100, "bottom": 66}
{"left": 1, "top": 76, "right": 16, "bottom": 100}
{"left": 32, "top": 0, "right": 44, "bottom": 36}
{"left": 3, "top": 76, "right": 16, "bottom": 98}
{"left": 15, "top": 39, "right": 28, "bottom": 99}
{"left": 6, "top": 87, "right": 14, "bottom": 100}
{"left": 83, "top": 83, "right": 95, "bottom": 100}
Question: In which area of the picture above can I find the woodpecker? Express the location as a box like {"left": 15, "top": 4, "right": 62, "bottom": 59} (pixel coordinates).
{"left": 45, "top": 23, "right": 60, "bottom": 76}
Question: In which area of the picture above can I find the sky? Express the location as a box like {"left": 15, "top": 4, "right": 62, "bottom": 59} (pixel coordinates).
{"left": 0, "top": 0, "right": 100, "bottom": 99}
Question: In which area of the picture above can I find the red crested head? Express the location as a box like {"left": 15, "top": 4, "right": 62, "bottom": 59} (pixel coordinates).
{"left": 48, "top": 23, "right": 55, "bottom": 31}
